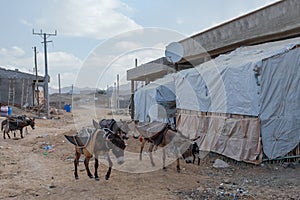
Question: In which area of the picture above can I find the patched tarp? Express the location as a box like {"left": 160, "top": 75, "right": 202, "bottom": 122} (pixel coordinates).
{"left": 175, "top": 37, "right": 300, "bottom": 160}
{"left": 134, "top": 74, "right": 176, "bottom": 123}
{"left": 174, "top": 37, "right": 300, "bottom": 116}
{"left": 176, "top": 110, "right": 261, "bottom": 163}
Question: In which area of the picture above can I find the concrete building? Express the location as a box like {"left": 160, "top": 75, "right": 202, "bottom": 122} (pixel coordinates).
{"left": 127, "top": 0, "right": 300, "bottom": 83}
{"left": 127, "top": 0, "right": 300, "bottom": 161}
{"left": 0, "top": 67, "right": 45, "bottom": 108}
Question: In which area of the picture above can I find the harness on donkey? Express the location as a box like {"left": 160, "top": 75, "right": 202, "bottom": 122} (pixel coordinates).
{"left": 135, "top": 121, "right": 198, "bottom": 172}
{"left": 99, "top": 119, "right": 116, "bottom": 130}
{"left": 1, "top": 115, "right": 34, "bottom": 139}
{"left": 64, "top": 127, "right": 114, "bottom": 154}
{"left": 135, "top": 121, "right": 176, "bottom": 145}
{"left": 64, "top": 121, "right": 126, "bottom": 181}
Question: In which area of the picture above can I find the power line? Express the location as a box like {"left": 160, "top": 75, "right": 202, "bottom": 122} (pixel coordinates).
{"left": 33, "top": 29, "right": 57, "bottom": 118}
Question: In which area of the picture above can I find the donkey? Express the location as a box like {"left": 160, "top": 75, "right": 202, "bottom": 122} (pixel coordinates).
{"left": 98, "top": 118, "right": 130, "bottom": 140}
{"left": 182, "top": 140, "right": 200, "bottom": 165}
{"left": 1, "top": 115, "right": 35, "bottom": 139}
{"left": 64, "top": 120, "right": 126, "bottom": 181}
{"left": 135, "top": 121, "right": 196, "bottom": 173}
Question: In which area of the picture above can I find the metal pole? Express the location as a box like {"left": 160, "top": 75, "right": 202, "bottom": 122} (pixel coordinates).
{"left": 114, "top": 82, "right": 116, "bottom": 110}
{"left": 130, "top": 80, "right": 135, "bottom": 120}
{"left": 33, "top": 46, "right": 39, "bottom": 107}
{"left": 130, "top": 58, "right": 137, "bottom": 120}
{"left": 33, "top": 29, "right": 57, "bottom": 118}
{"left": 43, "top": 33, "right": 50, "bottom": 118}
{"left": 58, "top": 73, "right": 61, "bottom": 109}
{"left": 117, "top": 74, "right": 119, "bottom": 110}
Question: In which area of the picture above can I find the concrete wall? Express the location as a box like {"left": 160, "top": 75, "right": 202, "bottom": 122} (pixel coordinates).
{"left": 180, "top": 0, "right": 300, "bottom": 65}
{"left": 0, "top": 68, "right": 44, "bottom": 107}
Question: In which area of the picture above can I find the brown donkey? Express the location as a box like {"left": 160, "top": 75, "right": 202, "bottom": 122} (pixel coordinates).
{"left": 1, "top": 115, "right": 35, "bottom": 139}
{"left": 135, "top": 121, "right": 194, "bottom": 172}
{"left": 64, "top": 121, "right": 126, "bottom": 181}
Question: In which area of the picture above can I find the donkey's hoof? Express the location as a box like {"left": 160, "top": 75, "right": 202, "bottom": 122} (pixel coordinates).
{"left": 95, "top": 177, "right": 100, "bottom": 181}
{"left": 75, "top": 177, "right": 79, "bottom": 180}
{"left": 89, "top": 175, "right": 94, "bottom": 179}
{"left": 177, "top": 168, "right": 181, "bottom": 173}
{"left": 163, "top": 167, "right": 167, "bottom": 171}
{"left": 105, "top": 175, "right": 109, "bottom": 180}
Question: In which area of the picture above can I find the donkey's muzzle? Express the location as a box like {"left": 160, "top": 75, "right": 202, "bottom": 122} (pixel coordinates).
{"left": 117, "top": 156, "right": 125, "bottom": 165}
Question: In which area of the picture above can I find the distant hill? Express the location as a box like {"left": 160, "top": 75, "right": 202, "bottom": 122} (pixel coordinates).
{"left": 106, "top": 82, "right": 131, "bottom": 97}
{"left": 49, "top": 83, "right": 131, "bottom": 96}
{"left": 49, "top": 86, "right": 96, "bottom": 94}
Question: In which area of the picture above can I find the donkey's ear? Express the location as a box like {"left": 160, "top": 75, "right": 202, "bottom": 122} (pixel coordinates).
{"left": 93, "top": 119, "right": 101, "bottom": 129}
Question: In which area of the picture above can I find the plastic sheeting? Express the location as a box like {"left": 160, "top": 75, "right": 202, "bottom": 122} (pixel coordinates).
{"left": 175, "top": 37, "right": 300, "bottom": 160}
{"left": 174, "top": 37, "right": 300, "bottom": 116}
{"left": 259, "top": 48, "right": 300, "bottom": 159}
{"left": 134, "top": 74, "right": 176, "bottom": 123}
{"left": 176, "top": 110, "right": 261, "bottom": 163}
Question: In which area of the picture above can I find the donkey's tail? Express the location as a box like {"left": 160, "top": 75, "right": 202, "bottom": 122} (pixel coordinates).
{"left": 1, "top": 120, "right": 5, "bottom": 131}
{"left": 64, "top": 135, "right": 78, "bottom": 146}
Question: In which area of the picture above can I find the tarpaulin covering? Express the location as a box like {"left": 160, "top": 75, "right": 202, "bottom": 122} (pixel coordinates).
{"left": 134, "top": 74, "right": 176, "bottom": 123}
{"left": 176, "top": 110, "right": 261, "bottom": 163}
{"left": 175, "top": 37, "right": 300, "bottom": 160}
{"left": 259, "top": 47, "right": 300, "bottom": 159}
{"left": 175, "top": 37, "right": 300, "bottom": 116}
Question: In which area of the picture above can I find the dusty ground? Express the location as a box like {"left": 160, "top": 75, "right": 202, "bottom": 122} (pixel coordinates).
{"left": 0, "top": 105, "right": 299, "bottom": 200}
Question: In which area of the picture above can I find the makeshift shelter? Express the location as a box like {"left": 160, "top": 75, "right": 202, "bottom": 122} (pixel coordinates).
{"left": 134, "top": 74, "right": 176, "bottom": 123}
{"left": 174, "top": 37, "right": 300, "bottom": 162}
{"left": 0, "top": 68, "right": 45, "bottom": 107}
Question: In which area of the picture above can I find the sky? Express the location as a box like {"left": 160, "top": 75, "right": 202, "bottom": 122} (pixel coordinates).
{"left": 0, "top": 0, "right": 280, "bottom": 90}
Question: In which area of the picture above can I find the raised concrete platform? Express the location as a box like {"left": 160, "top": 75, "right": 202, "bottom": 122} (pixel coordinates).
{"left": 127, "top": 57, "right": 175, "bottom": 82}
{"left": 127, "top": 0, "right": 300, "bottom": 81}
{"left": 180, "top": 0, "right": 300, "bottom": 65}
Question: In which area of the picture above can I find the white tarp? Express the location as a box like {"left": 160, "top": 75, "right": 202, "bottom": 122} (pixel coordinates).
{"left": 134, "top": 74, "right": 176, "bottom": 123}
{"left": 175, "top": 37, "right": 300, "bottom": 160}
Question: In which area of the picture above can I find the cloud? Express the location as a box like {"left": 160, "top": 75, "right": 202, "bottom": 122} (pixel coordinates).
{"left": 0, "top": 47, "right": 82, "bottom": 88}
{"left": 0, "top": 46, "right": 26, "bottom": 59}
{"left": 37, "top": 52, "right": 82, "bottom": 87}
{"left": 24, "top": 0, "right": 142, "bottom": 39}
{"left": 74, "top": 46, "right": 164, "bottom": 89}
{"left": 45, "top": 52, "right": 82, "bottom": 71}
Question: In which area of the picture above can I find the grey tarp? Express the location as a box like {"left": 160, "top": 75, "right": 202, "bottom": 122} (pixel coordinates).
{"left": 175, "top": 37, "right": 300, "bottom": 160}
{"left": 134, "top": 74, "right": 176, "bottom": 123}
{"left": 259, "top": 47, "right": 300, "bottom": 159}
{"left": 174, "top": 37, "right": 300, "bottom": 115}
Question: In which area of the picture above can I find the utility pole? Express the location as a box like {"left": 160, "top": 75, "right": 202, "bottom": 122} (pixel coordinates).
{"left": 33, "top": 29, "right": 57, "bottom": 118}
{"left": 117, "top": 74, "right": 119, "bottom": 110}
{"left": 33, "top": 46, "right": 39, "bottom": 108}
{"left": 58, "top": 73, "right": 61, "bottom": 109}
{"left": 130, "top": 59, "right": 137, "bottom": 120}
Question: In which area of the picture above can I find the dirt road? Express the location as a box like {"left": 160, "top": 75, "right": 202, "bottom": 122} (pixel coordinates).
{"left": 0, "top": 106, "right": 299, "bottom": 199}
